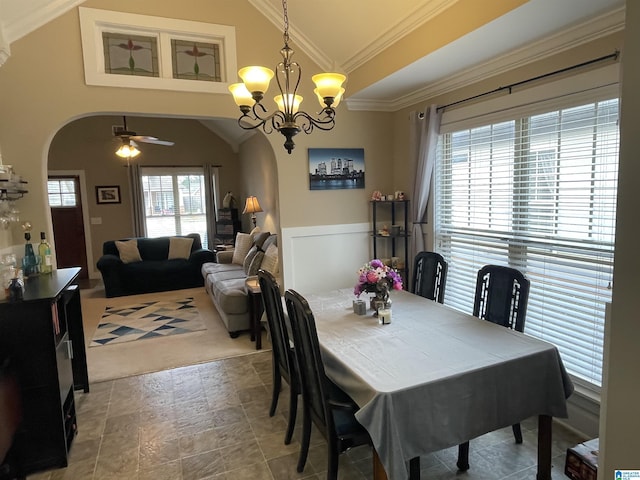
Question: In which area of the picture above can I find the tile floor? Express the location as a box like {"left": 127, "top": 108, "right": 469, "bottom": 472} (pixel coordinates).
{"left": 27, "top": 351, "right": 585, "bottom": 480}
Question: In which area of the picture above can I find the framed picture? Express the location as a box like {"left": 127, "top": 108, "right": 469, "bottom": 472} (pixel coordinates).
{"left": 96, "top": 185, "right": 121, "bottom": 204}
{"left": 308, "top": 148, "right": 365, "bottom": 190}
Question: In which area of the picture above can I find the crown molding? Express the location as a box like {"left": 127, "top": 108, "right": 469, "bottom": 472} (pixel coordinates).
{"left": 248, "top": 0, "right": 459, "bottom": 73}
{"left": 4, "top": 0, "right": 84, "bottom": 43}
{"left": 341, "top": 0, "right": 459, "bottom": 72}
{"left": 248, "top": 0, "right": 336, "bottom": 71}
{"left": 346, "top": 6, "right": 625, "bottom": 112}
{"left": 0, "top": 24, "right": 10, "bottom": 67}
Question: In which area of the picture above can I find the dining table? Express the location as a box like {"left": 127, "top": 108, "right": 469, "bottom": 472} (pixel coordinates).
{"left": 303, "top": 288, "right": 574, "bottom": 480}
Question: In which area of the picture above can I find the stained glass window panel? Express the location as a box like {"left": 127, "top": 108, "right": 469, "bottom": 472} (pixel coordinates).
{"left": 171, "top": 40, "right": 221, "bottom": 82}
{"left": 102, "top": 32, "right": 159, "bottom": 77}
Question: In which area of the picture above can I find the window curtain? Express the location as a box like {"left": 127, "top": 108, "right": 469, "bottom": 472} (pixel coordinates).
{"left": 203, "top": 164, "right": 218, "bottom": 247}
{"left": 128, "top": 163, "right": 145, "bottom": 237}
{"left": 409, "top": 104, "right": 442, "bottom": 280}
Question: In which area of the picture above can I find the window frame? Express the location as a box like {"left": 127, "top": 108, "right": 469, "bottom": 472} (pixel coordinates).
{"left": 432, "top": 74, "right": 619, "bottom": 390}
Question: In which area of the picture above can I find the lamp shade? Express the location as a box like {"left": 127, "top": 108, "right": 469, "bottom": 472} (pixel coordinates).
{"left": 243, "top": 196, "right": 263, "bottom": 214}
{"left": 312, "top": 73, "right": 346, "bottom": 99}
{"left": 315, "top": 87, "right": 345, "bottom": 108}
{"left": 229, "top": 83, "right": 255, "bottom": 108}
{"left": 116, "top": 142, "right": 141, "bottom": 159}
{"left": 238, "top": 66, "right": 274, "bottom": 95}
{"left": 274, "top": 94, "right": 303, "bottom": 114}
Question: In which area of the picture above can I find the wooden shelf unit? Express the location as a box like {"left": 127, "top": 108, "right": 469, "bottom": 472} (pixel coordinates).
{"left": 0, "top": 268, "right": 89, "bottom": 477}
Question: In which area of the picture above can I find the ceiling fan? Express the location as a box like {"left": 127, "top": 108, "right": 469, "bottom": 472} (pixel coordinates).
{"left": 113, "top": 116, "right": 174, "bottom": 159}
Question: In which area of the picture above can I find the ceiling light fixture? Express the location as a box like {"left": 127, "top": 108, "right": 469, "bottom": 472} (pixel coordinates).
{"left": 229, "top": 0, "right": 346, "bottom": 154}
{"left": 115, "top": 139, "right": 141, "bottom": 159}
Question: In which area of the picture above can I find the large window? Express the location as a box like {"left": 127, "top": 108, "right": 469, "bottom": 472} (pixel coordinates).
{"left": 435, "top": 98, "right": 619, "bottom": 389}
{"left": 140, "top": 167, "right": 209, "bottom": 248}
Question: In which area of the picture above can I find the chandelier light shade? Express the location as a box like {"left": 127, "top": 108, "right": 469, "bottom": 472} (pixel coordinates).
{"left": 243, "top": 196, "right": 263, "bottom": 228}
{"left": 229, "top": 0, "right": 347, "bottom": 154}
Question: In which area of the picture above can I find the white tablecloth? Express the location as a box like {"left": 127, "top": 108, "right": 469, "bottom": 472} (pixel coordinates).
{"left": 304, "top": 289, "right": 573, "bottom": 480}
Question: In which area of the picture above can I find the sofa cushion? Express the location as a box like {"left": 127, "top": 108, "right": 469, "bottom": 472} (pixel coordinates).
{"left": 232, "top": 232, "right": 253, "bottom": 265}
{"left": 116, "top": 240, "right": 142, "bottom": 263}
{"left": 211, "top": 278, "right": 250, "bottom": 315}
{"left": 261, "top": 243, "right": 278, "bottom": 275}
{"left": 243, "top": 246, "right": 259, "bottom": 274}
{"left": 168, "top": 236, "right": 194, "bottom": 259}
{"left": 202, "top": 262, "right": 243, "bottom": 277}
{"left": 247, "top": 251, "right": 265, "bottom": 276}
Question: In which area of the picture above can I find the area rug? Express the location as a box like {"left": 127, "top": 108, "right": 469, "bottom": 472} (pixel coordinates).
{"left": 90, "top": 297, "right": 205, "bottom": 347}
{"left": 82, "top": 286, "right": 269, "bottom": 382}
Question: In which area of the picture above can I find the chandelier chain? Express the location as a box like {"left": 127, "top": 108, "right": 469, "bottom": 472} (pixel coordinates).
{"left": 282, "top": 0, "right": 290, "bottom": 45}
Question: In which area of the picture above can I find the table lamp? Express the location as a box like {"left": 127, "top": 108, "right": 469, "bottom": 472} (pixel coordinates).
{"left": 243, "top": 196, "right": 263, "bottom": 228}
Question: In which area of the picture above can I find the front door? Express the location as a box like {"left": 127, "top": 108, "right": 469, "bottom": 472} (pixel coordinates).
{"left": 48, "top": 176, "right": 89, "bottom": 279}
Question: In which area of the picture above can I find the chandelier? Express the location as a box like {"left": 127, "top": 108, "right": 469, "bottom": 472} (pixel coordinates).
{"left": 229, "top": 0, "right": 346, "bottom": 154}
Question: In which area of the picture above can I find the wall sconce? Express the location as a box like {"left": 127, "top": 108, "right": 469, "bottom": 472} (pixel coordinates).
{"left": 243, "top": 196, "right": 263, "bottom": 228}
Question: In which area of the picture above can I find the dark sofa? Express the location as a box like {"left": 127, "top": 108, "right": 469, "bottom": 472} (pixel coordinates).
{"left": 97, "top": 233, "right": 215, "bottom": 297}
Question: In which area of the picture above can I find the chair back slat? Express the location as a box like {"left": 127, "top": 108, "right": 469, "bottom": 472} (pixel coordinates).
{"left": 412, "top": 251, "right": 448, "bottom": 303}
{"left": 258, "top": 269, "right": 292, "bottom": 379}
{"left": 473, "top": 265, "right": 530, "bottom": 332}
{"left": 284, "top": 290, "right": 329, "bottom": 431}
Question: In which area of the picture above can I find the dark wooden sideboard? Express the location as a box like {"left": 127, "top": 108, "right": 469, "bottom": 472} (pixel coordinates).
{"left": 0, "top": 267, "right": 89, "bottom": 476}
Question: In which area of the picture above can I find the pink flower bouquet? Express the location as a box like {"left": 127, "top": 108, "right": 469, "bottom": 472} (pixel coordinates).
{"left": 354, "top": 259, "right": 403, "bottom": 297}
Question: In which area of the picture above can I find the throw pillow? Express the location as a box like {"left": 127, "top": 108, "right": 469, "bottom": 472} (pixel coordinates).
{"left": 260, "top": 243, "right": 279, "bottom": 275}
{"left": 261, "top": 234, "right": 277, "bottom": 252}
{"left": 168, "top": 237, "right": 194, "bottom": 260}
{"left": 247, "top": 250, "right": 265, "bottom": 276}
{"left": 252, "top": 231, "right": 270, "bottom": 249}
{"left": 232, "top": 232, "right": 253, "bottom": 265}
{"left": 115, "top": 239, "right": 142, "bottom": 264}
{"left": 243, "top": 246, "right": 260, "bottom": 275}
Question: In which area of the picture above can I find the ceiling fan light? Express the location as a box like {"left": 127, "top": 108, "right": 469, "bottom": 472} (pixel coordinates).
{"left": 229, "top": 83, "right": 255, "bottom": 108}
{"left": 116, "top": 143, "right": 141, "bottom": 159}
{"left": 274, "top": 94, "right": 303, "bottom": 114}
{"left": 238, "top": 66, "right": 274, "bottom": 97}
{"left": 312, "top": 73, "right": 346, "bottom": 99}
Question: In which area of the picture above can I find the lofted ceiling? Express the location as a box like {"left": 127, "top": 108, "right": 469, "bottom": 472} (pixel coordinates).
{"left": 0, "top": 0, "right": 625, "bottom": 146}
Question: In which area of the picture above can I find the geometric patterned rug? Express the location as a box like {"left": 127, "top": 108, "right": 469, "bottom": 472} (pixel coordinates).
{"left": 89, "top": 297, "right": 206, "bottom": 347}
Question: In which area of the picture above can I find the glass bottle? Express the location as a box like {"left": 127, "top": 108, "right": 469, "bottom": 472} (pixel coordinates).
{"left": 22, "top": 232, "right": 38, "bottom": 277}
{"left": 39, "top": 231, "right": 53, "bottom": 274}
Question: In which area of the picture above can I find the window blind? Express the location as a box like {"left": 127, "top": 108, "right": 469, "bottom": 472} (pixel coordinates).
{"left": 435, "top": 98, "right": 619, "bottom": 389}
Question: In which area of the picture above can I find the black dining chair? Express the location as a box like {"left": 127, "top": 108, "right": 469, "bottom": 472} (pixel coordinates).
{"left": 257, "top": 269, "right": 300, "bottom": 447}
{"left": 284, "top": 289, "right": 372, "bottom": 479}
{"left": 457, "top": 264, "right": 531, "bottom": 471}
{"left": 412, "top": 251, "right": 448, "bottom": 303}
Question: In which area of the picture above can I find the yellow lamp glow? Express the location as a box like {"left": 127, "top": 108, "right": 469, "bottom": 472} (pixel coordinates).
{"left": 229, "top": 83, "right": 255, "bottom": 107}
{"left": 239, "top": 66, "right": 274, "bottom": 95}
{"left": 315, "top": 87, "right": 345, "bottom": 108}
{"left": 312, "top": 73, "right": 346, "bottom": 99}
{"left": 115, "top": 142, "right": 141, "bottom": 159}
{"left": 274, "top": 94, "right": 303, "bottom": 114}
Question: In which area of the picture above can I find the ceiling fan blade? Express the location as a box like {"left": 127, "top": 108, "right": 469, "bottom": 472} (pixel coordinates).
{"left": 131, "top": 135, "right": 174, "bottom": 146}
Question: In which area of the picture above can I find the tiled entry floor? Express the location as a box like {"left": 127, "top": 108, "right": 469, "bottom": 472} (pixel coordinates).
{"left": 28, "top": 351, "right": 585, "bottom": 479}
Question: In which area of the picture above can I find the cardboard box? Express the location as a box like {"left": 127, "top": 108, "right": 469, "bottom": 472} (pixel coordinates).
{"left": 565, "top": 438, "right": 599, "bottom": 480}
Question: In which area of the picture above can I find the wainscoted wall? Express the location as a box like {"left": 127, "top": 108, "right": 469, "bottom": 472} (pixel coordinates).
{"left": 281, "top": 222, "right": 371, "bottom": 295}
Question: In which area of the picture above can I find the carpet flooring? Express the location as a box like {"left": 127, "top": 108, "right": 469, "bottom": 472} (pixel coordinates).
{"left": 81, "top": 284, "right": 269, "bottom": 383}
